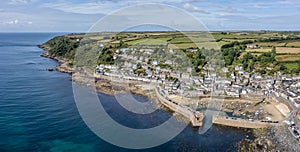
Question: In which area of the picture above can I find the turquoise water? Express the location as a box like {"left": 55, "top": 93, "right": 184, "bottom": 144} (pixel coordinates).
{"left": 0, "top": 33, "right": 251, "bottom": 151}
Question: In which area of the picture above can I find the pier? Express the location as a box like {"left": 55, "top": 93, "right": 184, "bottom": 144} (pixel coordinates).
{"left": 212, "top": 116, "right": 273, "bottom": 129}
{"left": 155, "top": 87, "right": 279, "bottom": 128}
{"left": 155, "top": 87, "right": 204, "bottom": 126}
{"left": 94, "top": 73, "right": 280, "bottom": 129}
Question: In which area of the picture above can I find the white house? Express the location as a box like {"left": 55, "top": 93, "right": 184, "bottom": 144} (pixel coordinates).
{"left": 152, "top": 60, "right": 158, "bottom": 65}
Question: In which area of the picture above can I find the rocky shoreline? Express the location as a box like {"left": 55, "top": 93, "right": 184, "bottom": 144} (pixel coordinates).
{"left": 40, "top": 52, "right": 74, "bottom": 74}
{"left": 238, "top": 127, "right": 278, "bottom": 152}
{"left": 39, "top": 45, "right": 182, "bottom": 121}
{"left": 38, "top": 44, "right": 287, "bottom": 152}
{"left": 238, "top": 125, "right": 300, "bottom": 152}
{"left": 38, "top": 44, "right": 162, "bottom": 102}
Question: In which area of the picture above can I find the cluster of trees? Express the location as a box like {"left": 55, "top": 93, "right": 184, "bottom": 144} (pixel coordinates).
{"left": 97, "top": 47, "right": 115, "bottom": 65}
{"left": 133, "top": 63, "right": 147, "bottom": 76}
{"left": 221, "top": 41, "right": 249, "bottom": 49}
{"left": 44, "top": 36, "right": 116, "bottom": 66}
{"left": 220, "top": 36, "right": 300, "bottom": 49}
{"left": 221, "top": 41, "right": 250, "bottom": 66}
{"left": 241, "top": 50, "right": 277, "bottom": 74}
{"left": 186, "top": 48, "right": 207, "bottom": 73}
{"left": 222, "top": 41, "right": 277, "bottom": 74}
{"left": 257, "top": 36, "right": 300, "bottom": 43}
{"left": 45, "top": 36, "right": 79, "bottom": 59}
{"left": 222, "top": 47, "right": 242, "bottom": 66}
{"left": 221, "top": 41, "right": 299, "bottom": 75}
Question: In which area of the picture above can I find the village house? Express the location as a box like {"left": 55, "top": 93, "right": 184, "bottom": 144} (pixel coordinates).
{"left": 294, "top": 98, "right": 300, "bottom": 108}
{"left": 246, "top": 44, "right": 259, "bottom": 49}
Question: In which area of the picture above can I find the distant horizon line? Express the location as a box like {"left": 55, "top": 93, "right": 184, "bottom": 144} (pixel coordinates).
{"left": 1, "top": 30, "right": 300, "bottom": 33}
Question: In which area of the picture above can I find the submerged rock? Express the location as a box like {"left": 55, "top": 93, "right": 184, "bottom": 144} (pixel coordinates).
{"left": 238, "top": 137, "right": 277, "bottom": 152}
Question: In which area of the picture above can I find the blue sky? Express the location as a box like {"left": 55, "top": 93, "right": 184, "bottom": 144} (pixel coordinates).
{"left": 1, "top": 0, "right": 300, "bottom": 32}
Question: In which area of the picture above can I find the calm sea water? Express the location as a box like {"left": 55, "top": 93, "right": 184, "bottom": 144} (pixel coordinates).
{"left": 0, "top": 33, "right": 251, "bottom": 152}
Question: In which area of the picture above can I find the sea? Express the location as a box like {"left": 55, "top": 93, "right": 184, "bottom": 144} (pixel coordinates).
{"left": 0, "top": 33, "right": 252, "bottom": 152}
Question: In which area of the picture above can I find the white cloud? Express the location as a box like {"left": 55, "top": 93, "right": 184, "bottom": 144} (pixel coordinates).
{"left": 42, "top": 2, "right": 118, "bottom": 14}
{"left": 182, "top": 3, "right": 209, "bottom": 14}
{"left": 6, "top": 19, "right": 19, "bottom": 24}
{"left": 2, "top": 19, "right": 34, "bottom": 26}
{"left": 41, "top": 0, "right": 207, "bottom": 15}
{"left": 1, "top": 0, "right": 300, "bottom": 32}
{"left": 8, "top": 0, "right": 36, "bottom": 4}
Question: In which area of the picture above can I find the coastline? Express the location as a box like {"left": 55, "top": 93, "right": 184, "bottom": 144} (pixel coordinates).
{"left": 39, "top": 45, "right": 195, "bottom": 125}
{"left": 238, "top": 125, "right": 300, "bottom": 151}
{"left": 38, "top": 44, "right": 280, "bottom": 127}
{"left": 38, "top": 44, "right": 177, "bottom": 114}
{"left": 0, "top": 32, "right": 255, "bottom": 152}
{"left": 39, "top": 50, "right": 74, "bottom": 74}
{"left": 38, "top": 43, "right": 287, "bottom": 151}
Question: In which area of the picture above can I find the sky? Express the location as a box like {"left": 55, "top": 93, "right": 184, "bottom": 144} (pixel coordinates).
{"left": 0, "top": 0, "right": 300, "bottom": 32}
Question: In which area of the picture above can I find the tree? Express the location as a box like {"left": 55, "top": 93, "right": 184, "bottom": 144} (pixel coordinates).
{"left": 137, "top": 63, "right": 142, "bottom": 69}
{"left": 244, "top": 53, "right": 253, "bottom": 61}
{"left": 279, "top": 65, "right": 286, "bottom": 71}
{"left": 258, "top": 69, "right": 266, "bottom": 75}
{"left": 271, "top": 46, "right": 276, "bottom": 58}
{"left": 243, "top": 61, "right": 248, "bottom": 69}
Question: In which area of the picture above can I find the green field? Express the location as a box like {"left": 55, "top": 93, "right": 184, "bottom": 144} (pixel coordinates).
{"left": 47, "top": 31, "right": 300, "bottom": 75}
{"left": 282, "top": 62, "right": 299, "bottom": 71}
{"left": 125, "top": 38, "right": 167, "bottom": 46}
{"left": 81, "top": 31, "right": 300, "bottom": 51}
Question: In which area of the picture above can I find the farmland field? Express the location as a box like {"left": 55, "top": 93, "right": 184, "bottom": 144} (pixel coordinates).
{"left": 169, "top": 42, "right": 219, "bottom": 50}
{"left": 125, "top": 38, "right": 167, "bottom": 46}
{"left": 276, "top": 55, "right": 300, "bottom": 61}
{"left": 169, "top": 37, "right": 213, "bottom": 44}
{"left": 246, "top": 48, "right": 272, "bottom": 53}
{"left": 246, "top": 47, "right": 300, "bottom": 54}
{"left": 286, "top": 41, "right": 300, "bottom": 47}
{"left": 276, "top": 47, "right": 300, "bottom": 54}
{"left": 254, "top": 42, "right": 287, "bottom": 47}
